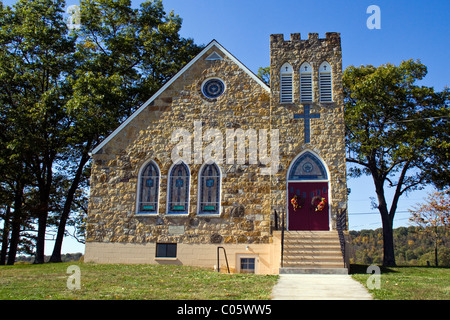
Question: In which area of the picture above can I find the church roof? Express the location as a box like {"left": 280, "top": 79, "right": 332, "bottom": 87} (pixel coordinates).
{"left": 91, "top": 40, "right": 270, "bottom": 155}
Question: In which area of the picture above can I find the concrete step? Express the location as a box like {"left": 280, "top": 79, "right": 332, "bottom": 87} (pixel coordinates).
{"left": 283, "top": 249, "right": 342, "bottom": 256}
{"left": 281, "top": 231, "right": 346, "bottom": 274}
{"left": 283, "top": 255, "right": 343, "bottom": 261}
{"left": 279, "top": 267, "right": 349, "bottom": 274}
{"left": 284, "top": 242, "right": 341, "bottom": 251}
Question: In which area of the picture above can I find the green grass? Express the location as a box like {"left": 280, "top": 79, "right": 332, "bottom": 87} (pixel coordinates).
{"left": 350, "top": 264, "right": 450, "bottom": 300}
{"left": 0, "top": 262, "right": 278, "bottom": 300}
{"left": 3, "top": 262, "right": 449, "bottom": 300}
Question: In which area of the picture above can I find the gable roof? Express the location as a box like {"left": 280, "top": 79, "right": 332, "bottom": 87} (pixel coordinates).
{"left": 91, "top": 40, "right": 270, "bottom": 155}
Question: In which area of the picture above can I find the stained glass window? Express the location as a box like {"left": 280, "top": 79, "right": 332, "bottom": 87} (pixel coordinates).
{"left": 198, "top": 163, "right": 221, "bottom": 214}
{"left": 138, "top": 160, "right": 160, "bottom": 214}
{"left": 167, "top": 162, "right": 190, "bottom": 214}
{"left": 288, "top": 151, "right": 328, "bottom": 181}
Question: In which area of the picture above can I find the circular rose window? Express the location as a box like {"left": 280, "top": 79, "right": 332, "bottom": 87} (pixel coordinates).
{"left": 202, "top": 78, "right": 225, "bottom": 99}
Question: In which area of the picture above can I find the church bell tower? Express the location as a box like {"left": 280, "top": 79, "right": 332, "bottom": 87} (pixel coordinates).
{"left": 269, "top": 33, "right": 348, "bottom": 231}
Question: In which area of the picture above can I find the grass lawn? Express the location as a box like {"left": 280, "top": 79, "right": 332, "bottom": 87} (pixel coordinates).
{"left": 350, "top": 264, "right": 450, "bottom": 300}
{"left": 0, "top": 262, "right": 278, "bottom": 300}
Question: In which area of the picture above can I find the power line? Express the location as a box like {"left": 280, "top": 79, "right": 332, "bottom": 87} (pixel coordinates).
{"left": 348, "top": 210, "right": 409, "bottom": 215}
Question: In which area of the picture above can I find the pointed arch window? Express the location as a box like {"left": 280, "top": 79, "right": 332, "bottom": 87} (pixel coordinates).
{"left": 137, "top": 160, "right": 160, "bottom": 214}
{"left": 300, "top": 62, "right": 313, "bottom": 102}
{"left": 280, "top": 63, "right": 293, "bottom": 103}
{"left": 198, "top": 162, "right": 221, "bottom": 215}
{"left": 288, "top": 151, "right": 328, "bottom": 181}
{"left": 167, "top": 161, "right": 190, "bottom": 214}
{"left": 319, "top": 61, "right": 333, "bottom": 102}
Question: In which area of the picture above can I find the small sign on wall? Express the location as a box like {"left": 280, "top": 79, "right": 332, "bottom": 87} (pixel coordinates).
{"left": 168, "top": 225, "right": 185, "bottom": 235}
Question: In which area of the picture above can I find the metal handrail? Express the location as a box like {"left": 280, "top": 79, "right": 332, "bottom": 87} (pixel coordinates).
{"left": 217, "top": 246, "right": 230, "bottom": 273}
{"left": 280, "top": 208, "right": 285, "bottom": 268}
{"left": 336, "top": 209, "right": 348, "bottom": 269}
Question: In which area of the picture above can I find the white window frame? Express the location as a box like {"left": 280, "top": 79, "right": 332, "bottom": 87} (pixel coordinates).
{"left": 300, "top": 62, "right": 313, "bottom": 103}
{"left": 280, "top": 63, "right": 293, "bottom": 103}
{"left": 319, "top": 61, "right": 333, "bottom": 102}
{"left": 166, "top": 160, "right": 191, "bottom": 215}
{"left": 136, "top": 159, "right": 161, "bottom": 215}
{"left": 236, "top": 254, "right": 258, "bottom": 274}
{"left": 197, "top": 161, "right": 222, "bottom": 216}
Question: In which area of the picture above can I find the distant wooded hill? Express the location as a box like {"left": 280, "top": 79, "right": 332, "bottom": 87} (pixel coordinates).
{"left": 350, "top": 226, "right": 450, "bottom": 266}
{"left": 15, "top": 253, "right": 83, "bottom": 264}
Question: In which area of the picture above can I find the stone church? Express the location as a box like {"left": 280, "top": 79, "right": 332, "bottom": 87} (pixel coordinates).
{"left": 85, "top": 33, "right": 350, "bottom": 274}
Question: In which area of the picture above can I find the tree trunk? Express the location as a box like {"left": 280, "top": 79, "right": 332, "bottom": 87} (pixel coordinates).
{"left": 49, "top": 152, "right": 89, "bottom": 263}
{"left": 372, "top": 171, "right": 397, "bottom": 267}
{"left": 7, "top": 186, "right": 24, "bottom": 265}
{"left": 0, "top": 206, "right": 11, "bottom": 265}
{"left": 435, "top": 243, "right": 438, "bottom": 267}
{"left": 34, "top": 157, "right": 54, "bottom": 264}
{"left": 434, "top": 228, "right": 438, "bottom": 267}
{"left": 34, "top": 210, "right": 48, "bottom": 264}
{"left": 380, "top": 211, "right": 396, "bottom": 267}
{"left": 7, "top": 215, "right": 21, "bottom": 265}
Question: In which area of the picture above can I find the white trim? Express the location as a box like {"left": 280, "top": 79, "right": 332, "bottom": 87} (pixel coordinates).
{"left": 300, "top": 62, "right": 313, "bottom": 103}
{"left": 91, "top": 40, "right": 270, "bottom": 155}
{"left": 285, "top": 150, "right": 332, "bottom": 231}
{"left": 166, "top": 160, "right": 191, "bottom": 215}
{"left": 319, "top": 61, "right": 333, "bottom": 102}
{"left": 135, "top": 159, "right": 161, "bottom": 215}
{"left": 280, "top": 63, "right": 293, "bottom": 103}
{"left": 197, "top": 161, "right": 222, "bottom": 215}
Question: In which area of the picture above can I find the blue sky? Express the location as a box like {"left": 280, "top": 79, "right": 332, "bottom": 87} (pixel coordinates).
{"left": 3, "top": 0, "right": 448, "bottom": 253}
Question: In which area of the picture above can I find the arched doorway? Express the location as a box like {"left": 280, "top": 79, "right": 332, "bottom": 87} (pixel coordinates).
{"left": 287, "top": 151, "right": 330, "bottom": 230}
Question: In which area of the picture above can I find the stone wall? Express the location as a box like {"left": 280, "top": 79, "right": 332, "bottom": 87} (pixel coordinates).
{"left": 87, "top": 45, "right": 274, "bottom": 246}
{"left": 269, "top": 33, "right": 347, "bottom": 229}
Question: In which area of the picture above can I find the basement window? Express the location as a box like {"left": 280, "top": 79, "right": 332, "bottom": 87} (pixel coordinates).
{"left": 156, "top": 243, "right": 177, "bottom": 258}
{"left": 239, "top": 258, "right": 256, "bottom": 274}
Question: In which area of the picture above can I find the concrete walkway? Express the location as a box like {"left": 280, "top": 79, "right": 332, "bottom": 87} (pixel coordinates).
{"left": 271, "top": 274, "right": 373, "bottom": 300}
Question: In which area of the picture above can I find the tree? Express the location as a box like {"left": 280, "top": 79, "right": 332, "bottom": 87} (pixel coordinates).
{"left": 0, "top": 0, "right": 77, "bottom": 264}
{"left": 0, "top": 0, "right": 201, "bottom": 264}
{"left": 344, "top": 60, "right": 450, "bottom": 266}
{"left": 48, "top": 0, "right": 203, "bottom": 262}
{"left": 409, "top": 190, "right": 450, "bottom": 266}
{"left": 257, "top": 67, "right": 270, "bottom": 86}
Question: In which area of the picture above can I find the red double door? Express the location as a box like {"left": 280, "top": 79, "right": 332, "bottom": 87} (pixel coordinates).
{"left": 287, "top": 182, "right": 329, "bottom": 231}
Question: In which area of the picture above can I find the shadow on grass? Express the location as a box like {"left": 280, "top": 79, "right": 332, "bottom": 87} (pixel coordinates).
{"left": 349, "top": 264, "right": 398, "bottom": 274}
{"left": 349, "top": 264, "right": 450, "bottom": 274}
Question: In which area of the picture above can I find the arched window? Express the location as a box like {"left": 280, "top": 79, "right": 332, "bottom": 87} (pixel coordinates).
{"left": 319, "top": 61, "right": 332, "bottom": 102}
{"left": 137, "top": 160, "right": 160, "bottom": 214}
{"left": 167, "top": 161, "right": 190, "bottom": 214}
{"left": 280, "top": 63, "right": 293, "bottom": 103}
{"left": 198, "top": 162, "right": 221, "bottom": 214}
{"left": 288, "top": 151, "right": 328, "bottom": 181}
{"left": 300, "top": 62, "right": 313, "bottom": 102}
